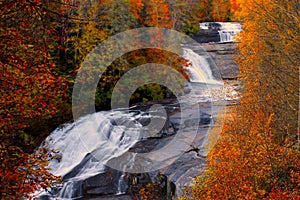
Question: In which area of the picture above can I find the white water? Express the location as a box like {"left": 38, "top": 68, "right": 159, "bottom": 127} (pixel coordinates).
{"left": 218, "top": 22, "right": 241, "bottom": 42}
{"left": 37, "top": 44, "right": 230, "bottom": 199}
{"left": 219, "top": 31, "right": 233, "bottom": 43}
{"left": 183, "top": 48, "right": 221, "bottom": 85}
{"left": 200, "top": 22, "right": 242, "bottom": 43}
{"left": 116, "top": 153, "right": 137, "bottom": 195}
{"left": 46, "top": 112, "right": 141, "bottom": 177}
{"left": 42, "top": 111, "right": 142, "bottom": 198}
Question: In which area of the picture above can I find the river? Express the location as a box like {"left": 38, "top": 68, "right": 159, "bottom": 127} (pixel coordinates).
{"left": 35, "top": 22, "right": 242, "bottom": 200}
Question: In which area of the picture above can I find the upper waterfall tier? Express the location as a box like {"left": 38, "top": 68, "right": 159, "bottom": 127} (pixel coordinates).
{"left": 197, "top": 22, "right": 242, "bottom": 43}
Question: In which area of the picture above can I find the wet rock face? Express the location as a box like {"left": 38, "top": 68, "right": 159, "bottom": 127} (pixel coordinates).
{"left": 194, "top": 22, "right": 242, "bottom": 45}
{"left": 125, "top": 172, "right": 176, "bottom": 200}
{"left": 123, "top": 102, "right": 213, "bottom": 198}
{"left": 208, "top": 22, "right": 222, "bottom": 30}
{"left": 158, "top": 103, "right": 213, "bottom": 197}
{"left": 42, "top": 30, "right": 239, "bottom": 199}
{"left": 192, "top": 29, "right": 220, "bottom": 43}
{"left": 82, "top": 169, "right": 122, "bottom": 196}
{"left": 201, "top": 42, "right": 239, "bottom": 79}
{"left": 191, "top": 22, "right": 240, "bottom": 80}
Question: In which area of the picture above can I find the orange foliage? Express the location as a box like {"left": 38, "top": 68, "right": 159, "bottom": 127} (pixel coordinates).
{"left": 0, "top": 146, "right": 61, "bottom": 199}
{"left": 198, "top": 0, "right": 213, "bottom": 21}
{"left": 180, "top": 0, "right": 300, "bottom": 199}
{"left": 230, "top": 0, "right": 241, "bottom": 13}
{"left": 212, "top": 0, "right": 232, "bottom": 21}
{"left": 127, "top": 0, "right": 189, "bottom": 81}
{"left": 136, "top": 0, "right": 173, "bottom": 28}
{"left": 0, "top": 0, "right": 67, "bottom": 136}
{"left": 183, "top": 106, "right": 300, "bottom": 199}
{"left": 0, "top": 0, "right": 66, "bottom": 198}
{"left": 129, "top": 0, "right": 144, "bottom": 21}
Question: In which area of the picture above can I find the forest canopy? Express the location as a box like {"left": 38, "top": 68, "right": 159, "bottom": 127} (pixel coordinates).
{"left": 180, "top": 0, "right": 300, "bottom": 199}
{"left": 1, "top": 0, "right": 299, "bottom": 199}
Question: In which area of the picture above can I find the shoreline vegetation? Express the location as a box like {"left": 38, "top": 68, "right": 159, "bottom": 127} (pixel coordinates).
{"left": 1, "top": 0, "right": 299, "bottom": 199}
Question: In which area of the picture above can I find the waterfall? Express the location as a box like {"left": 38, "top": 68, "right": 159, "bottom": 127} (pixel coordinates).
{"left": 199, "top": 22, "right": 242, "bottom": 43}
{"left": 217, "top": 22, "right": 242, "bottom": 43}
{"left": 218, "top": 31, "right": 233, "bottom": 43}
{"left": 182, "top": 48, "right": 221, "bottom": 85}
{"left": 39, "top": 96, "right": 218, "bottom": 199}
{"left": 116, "top": 153, "right": 137, "bottom": 195}
{"left": 116, "top": 173, "right": 127, "bottom": 195}
{"left": 38, "top": 43, "right": 225, "bottom": 199}
{"left": 42, "top": 111, "right": 142, "bottom": 198}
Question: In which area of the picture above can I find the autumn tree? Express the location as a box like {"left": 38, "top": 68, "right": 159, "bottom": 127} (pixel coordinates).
{"left": 0, "top": 0, "right": 68, "bottom": 146}
{"left": 180, "top": 0, "right": 300, "bottom": 199}
{"left": 64, "top": 0, "right": 191, "bottom": 110}
{"left": 61, "top": 0, "right": 139, "bottom": 110}
{"left": 127, "top": 0, "right": 192, "bottom": 104}
{"left": 196, "top": 0, "right": 235, "bottom": 22}
{"left": 167, "top": 0, "right": 202, "bottom": 34}
{"left": 212, "top": 0, "right": 232, "bottom": 21}
{"left": 234, "top": 0, "right": 299, "bottom": 144}
{"left": 0, "top": 0, "right": 67, "bottom": 198}
{"left": 198, "top": 0, "right": 214, "bottom": 22}
{"left": 141, "top": 0, "right": 173, "bottom": 27}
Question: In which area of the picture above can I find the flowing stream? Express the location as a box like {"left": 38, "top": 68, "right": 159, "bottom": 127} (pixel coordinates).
{"left": 43, "top": 111, "right": 142, "bottom": 198}
{"left": 37, "top": 42, "right": 229, "bottom": 199}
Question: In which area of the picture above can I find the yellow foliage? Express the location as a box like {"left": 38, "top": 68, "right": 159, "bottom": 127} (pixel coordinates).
{"left": 181, "top": 0, "right": 300, "bottom": 199}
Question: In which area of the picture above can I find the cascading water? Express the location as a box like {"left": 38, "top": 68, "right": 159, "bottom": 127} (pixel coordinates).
{"left": 37, "top": 43, "right": 226, "bottom": 199}
{"left": 116, "top": 153, "right": 137, "bottom": 195}
{"left": 218, "top": 22, "right": 242, "bottom": 43}
{"left": 219, "top": 31, "right": 233, "bottom": 43}
{"left": 200, "top": 22, "right": 242, "bottom": 43}
{"left": 181, "top": 46, "right": 223, "bottom": 103}
{"left": 183, "top": 48, "right": 215, "bottom": 83}
{"left": 41, "top": 111, "right": 143, "bottom": 198}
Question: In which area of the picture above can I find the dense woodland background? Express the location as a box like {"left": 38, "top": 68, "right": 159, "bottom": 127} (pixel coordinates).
{"left": 0, "top": 0, "right": 299, "bottom": 199}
